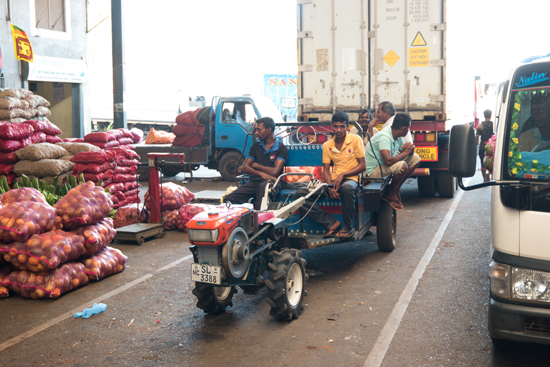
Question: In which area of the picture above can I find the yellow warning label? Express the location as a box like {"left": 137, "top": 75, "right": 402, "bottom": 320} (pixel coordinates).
{"left": 411, "top": 32, "right": 427, "bottom": 46}
{"left": 409, "top": 47, "right": 429, "bottom": 67}
{"left": 383, "top": 50, "right": 400, "bottom": 67}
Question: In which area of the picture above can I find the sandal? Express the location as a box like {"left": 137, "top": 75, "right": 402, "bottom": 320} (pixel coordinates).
{"left": 323, "top": 221, "right": 341, "bottom": 237}
{"left": 336, "top": 230, "right": 355, "bottom": 238}
{"left": 382, "top": 196, "right": 403, "bottom": 210}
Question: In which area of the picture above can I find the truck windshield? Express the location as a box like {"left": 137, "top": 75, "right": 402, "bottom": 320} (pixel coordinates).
{"left": 506, "top": 67, "right": 550, "bottom": 181}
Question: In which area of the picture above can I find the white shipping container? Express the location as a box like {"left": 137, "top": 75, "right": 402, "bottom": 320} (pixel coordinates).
{"left": 297, "top": 0, "right": 446, "bottom": 121}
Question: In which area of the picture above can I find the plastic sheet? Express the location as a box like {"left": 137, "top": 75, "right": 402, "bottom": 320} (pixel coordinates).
{"left": 54, "top": 181, "right": 113, "bottom": 229}
{"left": 0, "top": 202, "right": 62, "bottom": 243}
{"left": 78, "top": 246, "right": 128, "bottom": 281}
{"left": 5, "top": 261, "right": 88, "bottom": 299}
{"left": 0, "top": 229, "right": 87, "bottom": 271}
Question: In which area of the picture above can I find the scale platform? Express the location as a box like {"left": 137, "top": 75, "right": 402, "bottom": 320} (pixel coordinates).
{"left": 113, "top": 223, "right": 165, "bottom": 245}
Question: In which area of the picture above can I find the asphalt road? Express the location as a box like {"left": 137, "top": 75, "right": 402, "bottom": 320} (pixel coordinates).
{"left": 0, "top": 168, "right": 548, "bottom": 367}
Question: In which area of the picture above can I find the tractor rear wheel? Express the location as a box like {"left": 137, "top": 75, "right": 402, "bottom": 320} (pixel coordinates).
{"left": 192, "top": 283, "right": 236, "bottom": 314}
{"left": 376, "top": 200, "right": 396, "bottom": 252}
{"left": 265, "top": 248, "right": 307, "bottom": 321}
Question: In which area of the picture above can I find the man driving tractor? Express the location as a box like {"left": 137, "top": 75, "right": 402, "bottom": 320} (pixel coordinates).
{"left": 295, "top": 112, "right": 366, "bottom": 238}
{"left": 223, "top": 117, "right": 288, "bottom": 209}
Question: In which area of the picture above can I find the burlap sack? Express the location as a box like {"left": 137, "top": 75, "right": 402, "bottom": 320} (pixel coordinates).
{"left": 14, "top": 159, "right": 74, "bottom": 177}
{"left": 56, "top": 142, "right": 101, "bottom": 155}
{"left": 0, "top": 97, "right": 25, "bottom": 109}
{"left": 15, "top": 143, "right": 69, "bottom": 161}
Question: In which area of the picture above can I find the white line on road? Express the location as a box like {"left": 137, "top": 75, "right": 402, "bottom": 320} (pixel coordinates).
{"left": 0, "top": 253, "right": 194, "bottom": 353}
{"left": 364, "top": 179, "right": 470, "bottom": 367}
{"left": 156, "top": 254, "right": 193, "bottom": 272}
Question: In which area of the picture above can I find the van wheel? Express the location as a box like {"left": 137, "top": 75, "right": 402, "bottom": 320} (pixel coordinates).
{"left": 192, "top": 283, "right": 236, "bottom": 314}
{"left": 436, "top": 171, "right": 455, "bottom": 198}
{"left": 376, "top": 200, "right": 396, "bottom": 252}
{"left": 265, "top": 248, "right": 306, "bottom": 321}
{"left": 219, "top": 151, "right": 243, "bottom": 182}
{"left": 417, "top": 175, "right": 436, "bottom": 197}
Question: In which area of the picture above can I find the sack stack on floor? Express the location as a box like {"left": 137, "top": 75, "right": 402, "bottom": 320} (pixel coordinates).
{"left": 0, "top": 184, "right": 126, "bottom": 299}
{"left": 13, "top": 143, "right": 74, "bottom": 183}
{"left": 112, "top": 204, "right": 150, "bottom": 229}
{"left": 83, "top": 128, "right": 137, "bottom": 150}
{"left": 0, "top": 89, "right": 51, "bottom": 124}
{"left": 70, "top": 151, "right": 116, "bottom": 188}
{"left": 105, "top": 147, "right": 141, "bottom": 209}
{"left": 143, "top": 182, "right": 196, "bottom": 230}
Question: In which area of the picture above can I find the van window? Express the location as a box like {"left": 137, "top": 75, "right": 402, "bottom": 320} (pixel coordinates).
{"left": 506, "top": 86, "right": 550, "bottom": 180}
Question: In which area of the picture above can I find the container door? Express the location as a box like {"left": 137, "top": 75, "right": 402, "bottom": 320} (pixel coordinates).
{"left": 370, "top": 0, "right": 445, "bottom": 120}
{"left": 298, "top": 0, "right": 367, "bottom": 115}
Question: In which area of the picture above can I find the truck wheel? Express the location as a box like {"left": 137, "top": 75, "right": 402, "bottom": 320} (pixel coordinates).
{"left": 219, "top": 151, "right": 243, "bottom": 182}
{"left": 192, "top": 283, "right": 236, "bottom": 314}
{"left": 376, "top": 200, "right": 396, "bottom": 252}
{"left": 436, "top": 171, "right": 455, "bottom": 198}
{"left": 161, "top": 167, "right": 182, "bottom": 177}
{"left": 417, "top": 175, "right": 436, "bottom": 197}
{"left": 137, "top": 166, "right": 150, "bottom": 182}
{"left": 265, "top": 248, "right": 306, "bottom": 321}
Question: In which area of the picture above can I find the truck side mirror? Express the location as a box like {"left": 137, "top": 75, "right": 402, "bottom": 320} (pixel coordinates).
{"left": 449, "top": 124, "right": 477, "bottom": 177}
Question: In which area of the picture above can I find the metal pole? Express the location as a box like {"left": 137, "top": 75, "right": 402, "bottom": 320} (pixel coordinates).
{"left": 111, "top": 0, "right": 127, "bottom": 129}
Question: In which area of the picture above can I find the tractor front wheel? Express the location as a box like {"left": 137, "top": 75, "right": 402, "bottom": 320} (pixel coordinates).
{"left": 265, "top": 248, "right": 307, "bottom": 321}
{"left": 192, "top": 283, "right": 236, "bottom": 314}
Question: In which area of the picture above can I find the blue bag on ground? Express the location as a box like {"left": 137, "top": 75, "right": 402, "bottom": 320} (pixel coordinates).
{"left": 74, "top": 303, "right": 107, "bottom": 318}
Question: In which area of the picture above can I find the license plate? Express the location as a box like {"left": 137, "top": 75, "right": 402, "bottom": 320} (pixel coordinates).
{"left": 191, "top": 264, "right": 222, "bottom": 285}
{"left": 415, "top": 146, "right": 438, "bottom": 161}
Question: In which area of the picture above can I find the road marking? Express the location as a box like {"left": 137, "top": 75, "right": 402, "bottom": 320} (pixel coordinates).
{"left": 156, "top": 254, "right": 193, "bottom": 272}
{"left": 0, "top": 274, "right": 153, "bottom": 353}
{"left": 364, "top": 179, "right": 470, "bottom": 367}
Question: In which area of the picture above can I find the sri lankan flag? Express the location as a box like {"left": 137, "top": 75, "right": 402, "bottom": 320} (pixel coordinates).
{"left": 11, "top": 24, "right": 33, "bottom": 63}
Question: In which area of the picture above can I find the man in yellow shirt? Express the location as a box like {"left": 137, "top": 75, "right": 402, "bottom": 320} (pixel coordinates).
{"left": 295, "top": 112, "right": 366, "bottom": 238}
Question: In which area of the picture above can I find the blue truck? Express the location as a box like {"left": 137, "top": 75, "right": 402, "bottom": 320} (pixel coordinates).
{"left": 133, "top": 95, "right": 284, "bottom": 181}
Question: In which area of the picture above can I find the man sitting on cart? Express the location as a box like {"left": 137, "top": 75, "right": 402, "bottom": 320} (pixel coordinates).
{"left": 364, "top": 112, "right": 421, "bottom": 211}
{"left": 223, "top": 117, "right": 288, "bottom": 209}
{"left": 295, "top": 112, "right": 366, "bottom": 238}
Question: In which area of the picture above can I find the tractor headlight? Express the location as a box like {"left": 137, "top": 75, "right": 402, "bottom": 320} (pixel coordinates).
{"left": 512, "top": 267, "right": 550, "bottom": 302}
{"left": 188, "top": 229, "right": 219, "bottom": 243}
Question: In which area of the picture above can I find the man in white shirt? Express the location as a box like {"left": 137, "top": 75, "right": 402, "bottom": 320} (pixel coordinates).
{"left": 368, "top": 101, "right": 413, "bottom": 144}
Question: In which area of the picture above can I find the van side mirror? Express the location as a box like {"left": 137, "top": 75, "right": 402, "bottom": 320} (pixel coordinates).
{"left": 449, "top": 124, "right": 477, "bottom": 177}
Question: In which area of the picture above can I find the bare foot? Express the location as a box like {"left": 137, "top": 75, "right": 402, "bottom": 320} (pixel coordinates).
{"left": 325, "top": 220, "right": 341, "bottom": 236}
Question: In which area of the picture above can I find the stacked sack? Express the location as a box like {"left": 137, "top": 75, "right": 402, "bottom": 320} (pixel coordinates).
{"left": 173, "top": 107, "right": 211, "bottom": 147}
{"left": 83, "top": 128, "right": 137, "bottom": 150}
{"left": 13, "top": 143, "right": 74, "bottom": 184}
{"left": 0, "top": 89, "right": 51, "bottom": 123}
{"left": 144, "top": 182, "right": 195, "bottom": 231}
{"left": 23, "top": 119, "right": 63, "bottom": 144}
{"left": 105, "top": 147, "right": 141, "bottom": 208}
{"left": 0, "top": 123, "right": 34, "bottom": 184}
{"left": 70, "top": 150, "right": 116, "bottom": 188}
{"left": 0, "top": 187, "right": 87, "bottom": 299}
{"left": 112, "top": 204, "right": 150, "bottom": 229}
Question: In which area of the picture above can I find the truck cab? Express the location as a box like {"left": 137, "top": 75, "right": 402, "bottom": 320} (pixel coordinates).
{"left": 449, "top": 58, "right": 550, "bottom": 348}
{"left": 134, "top": 95, "right": 284, "bottom": 181}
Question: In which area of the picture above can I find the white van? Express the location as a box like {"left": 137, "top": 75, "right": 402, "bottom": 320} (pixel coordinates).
{"left": 449, "top": 58, "right": 550, "bottom": 347}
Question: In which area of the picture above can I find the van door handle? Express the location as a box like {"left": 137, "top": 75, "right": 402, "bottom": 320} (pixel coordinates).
{"left": 221, "top": 136, "right": 228, "bottom": 140}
